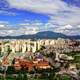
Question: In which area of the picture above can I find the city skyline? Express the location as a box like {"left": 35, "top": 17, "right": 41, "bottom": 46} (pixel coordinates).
{"left": 0, "top": 0, "right": 80, "bottom": 36}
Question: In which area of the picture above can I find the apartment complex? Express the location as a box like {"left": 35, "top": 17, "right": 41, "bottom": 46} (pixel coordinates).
{"left": 0, "top": 38, "right": 80, "bottom": 54}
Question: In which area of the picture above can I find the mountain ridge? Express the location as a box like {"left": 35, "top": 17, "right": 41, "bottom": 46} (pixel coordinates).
{"left": 0, "top": 31, "right": 80, "bottom": 39}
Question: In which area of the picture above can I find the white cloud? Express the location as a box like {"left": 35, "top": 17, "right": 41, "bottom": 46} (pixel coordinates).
{"left": 0, "top": 24, "right": 5, "bottom": 28}
{"left": 77, "top": 25, "right": 80, "bottom": 28}
{"left": 0, "top": 22, "right": 39, "bottom": 36}
{"left": 7, "top": 0, "right": 69, "bottom": 14}
{"left": 50, "top": 9, "right": 80, "bottom": 25}
{"left": 0, "top": 10, "right": 17, "bottom": 16}
{"left": 0, "top": 22, "right": 80, "bottom": 36}
{"left": 0, "top": 30, "right": 15, "bottom": 36}
{"left": 19, "top": 26, "right": 39, "bottom": 35}
{"left": 7, "top": 0, "right": 80, "bottom": 16}
{"left": 54, "top": 25, "right": 80, "bottom": 35}
{"left": 6, "top": 0, "right": 80, "bottom": 35}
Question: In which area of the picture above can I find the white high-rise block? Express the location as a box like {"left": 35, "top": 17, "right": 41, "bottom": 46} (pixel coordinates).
{"left": 22, "top": 43, "right": 26, "bottom": 53}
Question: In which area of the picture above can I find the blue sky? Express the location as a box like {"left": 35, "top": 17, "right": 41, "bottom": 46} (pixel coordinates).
{"left": 0, "top": 0, "right": 80, "bottom": 36}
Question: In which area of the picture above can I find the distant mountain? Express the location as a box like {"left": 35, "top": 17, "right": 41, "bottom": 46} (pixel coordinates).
{"left": 0, "top": 31, "right": 80, "bottom": 39}
{"left": 68, "top": 35, "right": 80, "bottom": 39}
{"left": 35, "top": 31, "right": 68, "bottom": 39}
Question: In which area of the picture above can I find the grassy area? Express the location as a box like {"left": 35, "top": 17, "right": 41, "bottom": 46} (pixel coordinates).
{"left": 61, "top": 75, "right": 71, "bottom": 80}
{"left": 0, "top": 74, "right": 72, "bottom": 80}
{"left": 0, "top": 74, "right": 48, "bottom": 80}
{"left": 74, "top": 55, "right": 80, "bottom": 63}
{"left": 65, "top": 51, "right": 80, "bottom": 63}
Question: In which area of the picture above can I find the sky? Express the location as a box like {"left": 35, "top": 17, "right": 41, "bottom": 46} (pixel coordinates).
{"left": 0, "top": 0, "right": 80, "bottom": 36}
